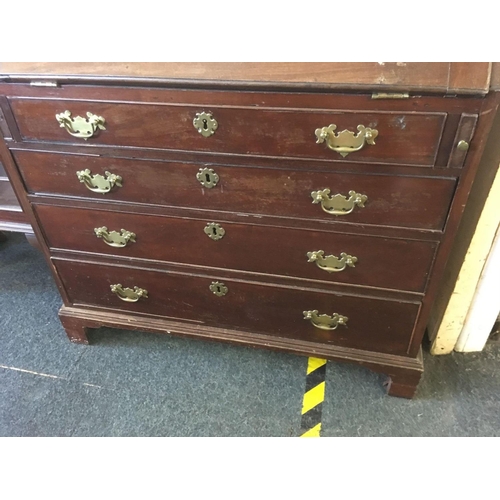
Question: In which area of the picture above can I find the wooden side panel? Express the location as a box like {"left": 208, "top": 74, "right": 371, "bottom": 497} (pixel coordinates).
{"left": 447, "top": 114, "right": 478, "bottom": 168}
{"left": 427, "top": 93, "right": 500, "bottom": 351}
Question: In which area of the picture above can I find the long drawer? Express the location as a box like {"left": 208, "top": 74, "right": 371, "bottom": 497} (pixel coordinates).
{"left": 8, "top": 97, "right": 446, "bottom": 166}
{"left": 35, "top": 204, "right": 437, "bottom": 293}
{"left": 53, "top": 258, "right": 420, "bottom": 356}
{"left": 15, "top": 151, "right": 456, "bottom": 231}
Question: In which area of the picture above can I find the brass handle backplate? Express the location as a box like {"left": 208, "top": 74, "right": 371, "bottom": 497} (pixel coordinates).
{"left": 303, "top": 310, "right": 348, "bottom": 331}
{"left": 193, "top": 112, "right": 218, "bottom": 137}
{"left": 56, "top": 110, "right": 106, "bottom": 139}
{"left": 307, "top": 251, "right": 357, "bottom": 273}
{"left": 94, "top": 227, "right": 136, "bottom": 248}
{"left": 209, "top": 281, "right": 228, "bottom": 297}
{"left": 311, "top": 189, "right": 367, "bottom": 216}
{"left": 76, "top": 169, "right": 122, "bottom": 194}
{"left": 315, "top": 124, "right": 378, "bottom": 157}
{"left": 110, "top": 284, "right": 148, "bottom": 302}
{"left": 196, "top": 167, "right": 219, "bottom": 188}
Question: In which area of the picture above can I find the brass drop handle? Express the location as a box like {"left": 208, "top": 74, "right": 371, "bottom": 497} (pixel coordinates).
{"left": 303, "top": 310, "right": 348, "bottom": 331}
{"left": 76, "top": 169, "right": 122, "bottom": 194}
{"left": 315, "top": 124, "right": 378, "bottom": 157}
{"left": 307, "top": 251, "right": 357, "bottom": 273}
{"left": 94, "top": 227, "right": 136, "bottom": 248}
{"left": 311, "top": 189, "right": 367, "bottom": 216}
{"left": 110, "top": 284, "right": 148, "bottom": 302}
{"left": 56, "top": 110, "right": 106, "bottom": 139}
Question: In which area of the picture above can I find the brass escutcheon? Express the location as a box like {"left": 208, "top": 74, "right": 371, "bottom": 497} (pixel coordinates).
{"left": 76, "top": 169, "right": 122, "bottom": 194}
{"left": 193, "top": 112, "right": 218, "bottom": 137}
{"left": 209, "top": 281, "right": 228, "bottom": 297}
{"left": 196, "top": 167, "right": 219, "bottom": 188}
{"left": 307, "top": 251, "right": 358, "bottom": 273}
{"left": 94, "top": 227, "right": 136, "bottom": 248}
{"left": 110, "top": 284, "right": 148, "bottom": 302}
{"left": 311, "top": 189, "right": 367, "bottom": 216}
{"left": 315, "top": 124, "right": 378, "bottom": 157}
{"left": 303, "top": 310, "right": 348, "bottom": 331}
{"left": 56, "top": 110, "right": 106, "bottom": 139}
{"left": 204, "top": 222, "right": 225, "bottom": 241}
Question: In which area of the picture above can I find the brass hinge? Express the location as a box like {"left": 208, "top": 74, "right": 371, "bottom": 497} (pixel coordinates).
{"left": 30, "top": 80, "right": 59, "bottom": 87}
{"left": 371, "top": 92, "right": 410, "bottom": 99}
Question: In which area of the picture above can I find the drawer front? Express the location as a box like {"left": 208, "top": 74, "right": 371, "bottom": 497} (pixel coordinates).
{"left": 16, "top": 151, "right": 456, "bottom": 231}
{"left": 53, "top": 258, "right": 420, "bottom": 355}
{"left": 9, "top": 98, "right": 446, "bottom": 165}
{"left": 35, "top": 204, "right": 437, "bottom": 293}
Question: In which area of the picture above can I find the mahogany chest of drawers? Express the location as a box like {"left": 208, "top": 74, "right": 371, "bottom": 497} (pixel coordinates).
{"left": 1, "top": 63, "right": 498, "bottom": 398}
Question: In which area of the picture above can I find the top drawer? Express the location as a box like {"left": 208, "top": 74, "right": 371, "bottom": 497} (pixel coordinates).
{"left": 8, "top": 97, "right": 446, "bottom": 166}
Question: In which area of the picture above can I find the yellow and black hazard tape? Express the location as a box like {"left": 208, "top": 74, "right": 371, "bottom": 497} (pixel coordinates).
{"left": 300, "top": 357, "right": 327, "bottom": 437}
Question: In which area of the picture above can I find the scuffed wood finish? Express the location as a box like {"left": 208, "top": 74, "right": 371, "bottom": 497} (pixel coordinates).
{"left": 53, "top": 257, "right": 420, "bottom": 356}
{"left": 59, "top": 313, "right": 90, "bottom": 344}
{"left": 34, "top": 203, "right": 437, "bottom": 293}
{"left": 0, "top": 62, "right": 492, "bottom": 93}
{"left": 383, "top": 363, "right": 424, "bottom": 398}
{"left": 9, "top": 98, "right": 447, "bottom": 166}
{"left": 15, "top": 151, "right": 457, "bottom": 231}
{"left": 448, "top": 63, "right": 492, "bottom": 93}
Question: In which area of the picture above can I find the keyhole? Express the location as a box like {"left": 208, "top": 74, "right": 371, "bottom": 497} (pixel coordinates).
{"left": 203, "top": 119, "right": 208, "bottom": 130}
{"left": 205, "top": 173, "right": 211, "bottom": 183}
{"left": 216, "top": 286, "right": 221, "bottom": 293}
{"left": 212, "top": 227, "right": 217, "bottom": 236}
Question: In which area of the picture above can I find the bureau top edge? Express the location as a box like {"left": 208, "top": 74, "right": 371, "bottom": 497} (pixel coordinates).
{"left": 0, "top": 62, "right": 494, "bottom": 95}
{"left": 0, "top": 76, "right": 490, "bottom": 98}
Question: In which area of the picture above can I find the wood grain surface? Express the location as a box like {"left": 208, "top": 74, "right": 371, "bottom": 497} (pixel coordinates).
{"left": 0, "top": 62, "right": 492, "bottom": 93}
{"left": 14, "top": 150, "right": 457, "bottom": 231}
{"left": 53, "top": 257, "right": 420, "bottom": 356}
{"left": 8, "top": 97, "right": 446, "bottom": 166}
{"left": 34, "top": 203, "right": 438, "bottom": 293}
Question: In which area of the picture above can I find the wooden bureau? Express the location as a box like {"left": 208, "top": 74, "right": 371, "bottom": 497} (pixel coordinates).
{"left": 1, "top": 62, "right": 498, "bottom": 398}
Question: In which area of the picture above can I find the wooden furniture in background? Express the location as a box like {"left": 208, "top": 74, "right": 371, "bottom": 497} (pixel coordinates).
{"left": 0, "top": 63, "right": 498, "bottom": 399}
{"left": 0, "top": 160, "right": 32, "bottom": 238}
